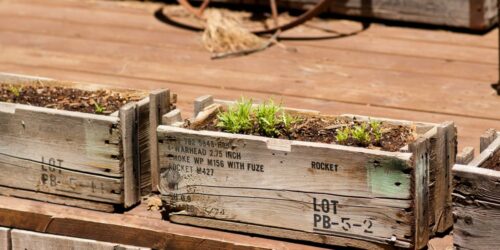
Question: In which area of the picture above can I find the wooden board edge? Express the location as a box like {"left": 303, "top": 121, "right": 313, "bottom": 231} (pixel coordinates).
{"left": 149, "top": 89, "right": 170, "bottom": 193}
{"left": 121, "top": 102, "right": 139, "bottom": 208}
{"left": 0, "top": 227, "right": 10, "bottom": 250}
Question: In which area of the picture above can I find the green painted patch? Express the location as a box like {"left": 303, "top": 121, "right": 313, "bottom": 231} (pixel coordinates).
{"left": 366, "top": 158, "right": 411, "bottom": 198}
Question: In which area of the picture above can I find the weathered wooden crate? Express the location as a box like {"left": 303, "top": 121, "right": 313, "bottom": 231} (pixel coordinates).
{"left": 197, "top": 0, "right": 498, "bottom": 31}
{"left": 453, "top": 129, "right": 500, "bottom": 250}
{"left": 0, "top": 73, "right": 171, "bottom": 212}
{"left": 156, "top": 96, "right": 455, "bottom": 249}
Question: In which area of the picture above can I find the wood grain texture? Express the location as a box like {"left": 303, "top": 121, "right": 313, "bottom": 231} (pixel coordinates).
{"left": 0, "top": 228, "right": 9, "bottom": 250}
{"left": 157, "top": 120, "right": 426, "bottom": 248}
{"left": 456, "top": 147, "right": 475, "bottom": 165}
{"left": 170, "top": 215, "right": 403, "bottom": 250}
{"left": 136, "top": 98, "right": 152, "bottom": 196}
{"left": 201, "top": 0, "right": 497, "bottom": 30}
{"left": 149, "top": 89, "right": 170, "bottom": 192}
{"left": 0, "top": 153, "right": 122, "bottom": 204}
{"left": 10, "top": 230, "right": 150, "bottom": 250}
{"left": 0, "top": 196, "right": 325, "bottom": 250}
{"left": 120, "top": 102, "right": 140, "bottom": 208}
{"left": 0, "top": 186, "right": 115, "bottom": 212}
{"left": 453, "top": 166, "right": 500, "bottom": 250}
{"left": 0, "top": 103, "right": 121, "bottom": 177}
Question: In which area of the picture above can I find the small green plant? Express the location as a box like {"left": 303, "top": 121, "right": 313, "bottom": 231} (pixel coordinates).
{"left": 369, "top": 120, "right": 382, "bottom": 142}
{"left": 335, "top": 126, "right": 351, "bottom": 144}
{"left": 216, "top": 98, "right": 253, "bottom": 134}
{"left": 281, "top": 110, "right": 298, "bottom": 131}
{"left": 94, "top": 103, "right": 105, "bottom": 114}
{"left": 255, "top": 99, "right": 281, "bottom": 137}
{"left": 352, "top": 123, "right": 371, "bottom": 145}
{"left": 8, "top": 85, "right": 21, "bottom": 97}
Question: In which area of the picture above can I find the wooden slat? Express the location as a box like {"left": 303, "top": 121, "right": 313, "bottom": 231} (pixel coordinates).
{"left": 0, "top": 153, "right": 122, "bottom": 204}
{"left": 453, "top": 165, "right": 500, "bottom": 250}
{"left": 409, "top": 137, "right": 430, "bottom": 249}
{"left": 456, "top": 147, "right": 475, "bottom": 165}
{"left": 0, "top": 103, "right": 121, "bottom": 177}
{"left": 0, "top": 196, "right": 325, "bottom": 250}
{"left": 0, "top": 227, "right": 9, "bottom": 250}
{"left": 120, "top": 102, "right": 139, "bottom": 207}
{"left": 10, "top": 230, "right": 150, "bottom": 250}
{"left": 136, "top": 98, "right": 152, "bottom": 196}
{"left": 480, "top": 128, "right": 498, "bottom": 152}
{"left": 170, "top": 215, "right": 402, "bottom": 250}
{"left": 0, "top": 186, "right": 114, "bottom": 212}
{"left": 149, "top": 89, "right": 170, "bottom": 192}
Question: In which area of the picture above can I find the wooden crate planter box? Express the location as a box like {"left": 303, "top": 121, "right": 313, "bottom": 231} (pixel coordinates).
{"left": 0, "top": 73, "right": 171, "bottom": 212}
{"left": 194, "top": 0, "right": 498, "bottom": 31}
{"left": 453, "top": 129, "right": 500, "bottom": 250}
{"left": 156, "top": 96, "right": 456, "bottom": 249}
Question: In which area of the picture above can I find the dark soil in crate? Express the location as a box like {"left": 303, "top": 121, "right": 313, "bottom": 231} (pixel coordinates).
{"left": 0, "top": 84, "right": 141, "bottom": 115}
{"left": 480, "top": 150, "right": 500, "bottom": 171}
{"left": 188, "top": 110, "right": 415, "bottom": 152}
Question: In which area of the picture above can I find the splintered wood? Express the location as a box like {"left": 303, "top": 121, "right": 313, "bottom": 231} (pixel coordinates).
{"left": 157, "top": 99, "right": 455, "bottom": 249}
{"left": 453, "top": 130, "right": 500, "bottom": 250}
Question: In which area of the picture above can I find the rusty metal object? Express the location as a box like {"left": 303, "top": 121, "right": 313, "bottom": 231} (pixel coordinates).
{"left": 157, "top": 0, "right": 332, "bottom": 35}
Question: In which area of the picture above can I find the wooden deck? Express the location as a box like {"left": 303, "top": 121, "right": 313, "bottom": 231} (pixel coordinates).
{"left": 0, "top": 0, "right": 499, "bottom": 152}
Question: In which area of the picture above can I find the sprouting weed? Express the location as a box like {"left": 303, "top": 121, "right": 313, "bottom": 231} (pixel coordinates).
{"left": 281, "top": 110, "right": 298, "bottom": 131}
{"left": 255, "top": 99, "right": 282, "bottom": 137}
{"left": 8, "top": 85, "right": 21, "bottom": 97}
{"left": 369, "top": 120, "right": 382, "bottom": 142}
{"left": 352, "top": 123, "right": 371, "bottom": 145}
{"left": 216, "top": 98, "right": 253, "bottom": 134}
{"left": 335, "top": 126, "right": 351, "bottom": 144}
{"left": 94, "top": 103, "right": 106, "bottom": 114}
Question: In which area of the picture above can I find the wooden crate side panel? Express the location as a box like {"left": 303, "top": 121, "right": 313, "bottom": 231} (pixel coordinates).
{"left": 158, "top": 126, "right": 413, "bottom": 199}
{"left": 0, "top": 228, "right": 9, "bottom": 250}
{"left": 158, "top": 126, "right": 416, "bottom": 246}
{"left": 0, "top": 186, "right": 115, "bottom": 212}
{"left": 10, "top": 229, "right": 150, "bottom": 250}
{"left": 0, "top": 153, "right": 122, "bottom": 204}
{"left": 453, "top": 166, "right": 500, "bottom": 250}
{"left": 470, "top": 134, "right": 500, "bottom": 167}
{"left": 0, "top": 103, "right": 121, "bottom": 177}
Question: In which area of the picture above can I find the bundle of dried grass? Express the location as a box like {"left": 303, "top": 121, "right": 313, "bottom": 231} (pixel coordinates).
{"left": 201, "top": 9, "right": 271, "bottom": 59}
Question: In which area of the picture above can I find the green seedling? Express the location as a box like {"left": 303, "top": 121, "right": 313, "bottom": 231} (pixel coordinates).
{"left": 217, "top": 98, "right": 253, "bottom": 134}
{"left": 281, "top": 110, "right": 298, "bottom": 131}
{"left": 335, "top": 126, "right": 351, "bottom": 144}
{"left": 8, "top": 85, "right": 21, "bottom": 97}
{"left": 255, "top": 99, "right": 281, "bottom": 137}
{"left": 369, "top": 120, "right": 382, "bottom": 142}
{"left": 94, "top": 103, "right": 106, "bottom": 114}
{"left": 352, "top": 123, "right": 371, "bottom": 145}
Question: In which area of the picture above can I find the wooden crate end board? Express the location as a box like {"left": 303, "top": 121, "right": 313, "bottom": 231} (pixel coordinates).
{"left": 121, "top": 102, "right": 140, "bottom": 208}
{"left": 158, "top": 125, "right": 424, "bottom": 248}
{"left": 149, "top": 89, "right": 170, "bottom": 193}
